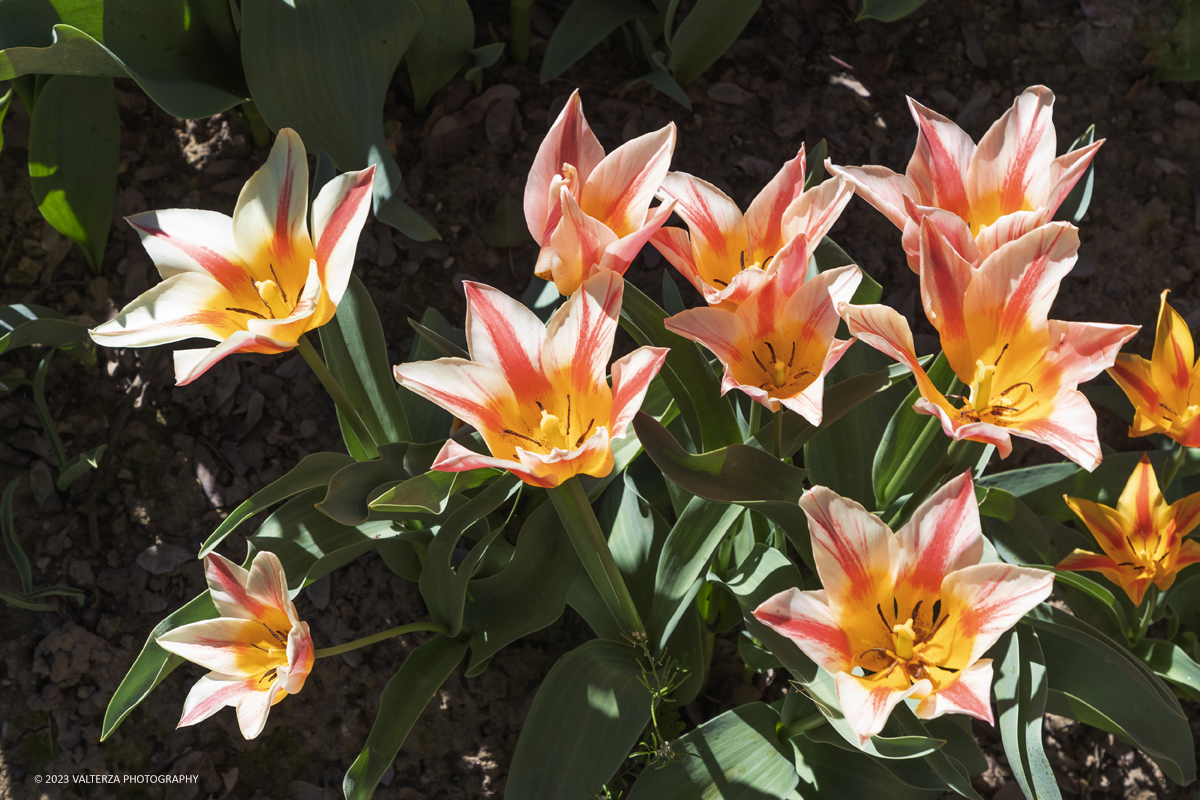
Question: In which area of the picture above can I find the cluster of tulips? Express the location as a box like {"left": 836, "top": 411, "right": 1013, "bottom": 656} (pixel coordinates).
{"left": 90, "top": 85, "right": 1198, "bottom": 799}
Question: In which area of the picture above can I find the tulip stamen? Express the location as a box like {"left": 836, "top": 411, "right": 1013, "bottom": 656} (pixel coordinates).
{"left": 753, "top": 351, "right": 770, "bottom": 374}
{"left": 270, "top": 264, "right": 289, "bottom": 305}
{"left": 566, "top": 395, "right": 572, "bottom": 438}
{"left": 712, "top": 278, "right": 729, "bottom": 287}
{"left": 740, "top": 251, "right": 746, "bottom": 271}
{"left": 575, "top": 418, "right": 595, "bottom": 448}
{"left": 259, "top": 668, "right": 278, "bottom": 684}
{"left": 993, "top": 343, "right": 1009, "bottom": 367}
{"left": 504, "top": 429, "right": 542, "bottom": 446}
{"left": 876, "top": 603, "right": 892, "bottom": 631}
{"left": 1000, "top": 382, "right": 1034, "bottom": 397}
{"left": 250, "top": 643, "right": 269, "bottom": 653}
{"left": 1160, "top": 402, "right": 1178, "bottom": 417}
{"left": 262, "top": 622, "right": 287, "bottom": 646}
{"left": 226, "top": 307, "right": 267, "bottom": 320}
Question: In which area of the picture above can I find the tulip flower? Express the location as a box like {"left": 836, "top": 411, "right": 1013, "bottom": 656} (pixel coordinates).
{"left": 1108, "top": 291, "right": 1200, "bottom": 447}
{"left": 828, "top": 85, "right": 1102, "bottom": 271}
{"left": 755, "top": 473, "right": 1054, "bottom": 745}
{"left": 651, "top": 147, "right": 853, "bottom": 309}
{"left": 841, "top": 219, "right": 1138, "bottom": 470}
{"left": 524, "top": 90, "right": 677, "bottom": 296}
{"left": 1059, "top": 455, "right": 1200, "bottom": 605}
{"left": 156, "top": 552, "right": 314, "bottom": 740}
{"left": 393, "top": 272, "right": 668, "bottom": 488}
{"left": 91, "top": 129, "right": 375, "bottom": 385}
{"left": 664, "top": 237, "right": 860, "bottom": 426}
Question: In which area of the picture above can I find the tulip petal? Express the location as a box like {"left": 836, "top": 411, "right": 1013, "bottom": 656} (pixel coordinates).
{"left": 157, "top": 618, "right": 278, "bottom": 676}
{"left": 550, "top": 187, "right": 619, "bottom": 294}
{"left": 665, "top": 305, "right": 747, "bottom": 366}
{"left": 544, "top": 270, "right": 622, "bottom": 392}
{"left": 280, "top": 622, "right": 315, "bottom": 693}
{"left": 1043, "top": 139, "right": 1104, "bottom": 217}
{"left": 430, "top": 438, "right": 552, "bottom": 486}
{"left": 392, "top": 357, "right": 521, "bottom": 447}
{"left": 656, "top": 171, "right": 749, "bottom": 287}
{"left": 825, "top": 161, "right": 918, "bottom": 231}
{"left": 524, "top": 90, "right": 605, "bottom": 243}
{"left": 311, "top": 165, "right": 376, "bottom": 308}
{"left": 173, "top": 330, "right": 296, "bottom": 386}
{"left": 235, "top": 684, "right": 278, "bottom": 739}
{"left": 126, "top": 209, "right": 253, "bottom": 293}
{"left": 1015, "top": 388, "right": 1103, "bottom": 471}
{"left": 904, "top": 199, "right": 979, "bottom": 266}
{"left": 1041, "top": 320, "right": 1139, "bottom": 388}
{"left": 90, "top": 272, "right": 246, "bottom": 348}
{"left": 177, "top": 673, "right": 259, "bottom": 729}
{"left": 779, "top": 175, "right": 853, "bottom": 249}
{"left": 906, "top": 97, "right": 974, "bottom": 221}
{"left": 463, "top": 282, "right": 553, "bottom": 400}
{"left": 942, "top": 562, "right": 1054, "bottom": 665}
{"left": 966, "top": 86, "right": 1057, "bottom": 221}
{"left": 1176, "top": 538, "right": 1200, "bottom": 569}
{"left": 245, "top": 551, "right": 294, "bottom": 623}
{"left": 609, "top": 345, "right": 669, "bottom": 439}
{"left": 597, "top": 199, "right": 676, "bottom": 278}
{"left": 897, "top": 472, "right": 985, "bottom": 597}
{"left": 914, "top": 659, "right": 995, "bottom": 725}
{"left": 1150, "top": 290, "right": 1195, "bottom": 399}
{"left": 1063, "top": 495, "right": 1134, "bottom": 561}
{"left": 204, "top": 552, "right": 270, "bottom": 621}
{"left": 836, "top": 671, "right": 927, "bottom": 746}
{"left": 1108, "top": 354, "right": 1175, "bottom": 440}
{"left": 753, "top": 588, "right": 854, "bottom": 673}
{"left": 745, "top": 147, "right": 809, "bottom": 261}
{"left": 232, "top": 129, "right": 313, "bottom": 284}
{"left": 650, "top": 227, "right": 703, "bottom": 294}
{"left": 918, "top": 219, "right": 976, "bottom": 378}
{"left": 973, "top": 209, "right": 1051, "bottom": 259}
{"left": 581, "top": 124, "right": 676, "bottom": 238}
{"left": 799, "top": 486, "right": 898, "bottom": 614}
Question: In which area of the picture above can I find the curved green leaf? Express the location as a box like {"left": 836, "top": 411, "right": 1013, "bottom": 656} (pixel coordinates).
{"left": 370, "top": 467, "right": 499, "bottom": 514}
{"left": 540, "top": 0, "right": 654, "bottom": 81}
{"left": 317, "top": 443, "right": 411, "bottom": 525}
{"left": 994, "top": 628, "right": 1061, "bottom": 800}
{"left": 666, "top": 0, "right": 761, "bottom": 86}
{"left": 0, "top": 304, "right": 92, "bottom": 360}
{"left": 28, "top": 74, "right": 118, "bottom": 271}
{"left": 343, "top": 634, "right": 467, "bottom": 800}
{"left": 873, "top": 352, "right": 956, "bottom": 509}
{"left": 406, "top": 0, "right": 474, "bottom": 111}
{"left": 791, "top": 734, "right": 943, "bottom": 798}
{"left": 856, "top": 0, "right": 930, "bottom": 22}
{"left": 1, "top": 479, "right": 30, "bottom": 594}
{"left": 1054, "top": 124, "right": 1096, "bottom": 225}
{"left": 507, "top": 639, "right": 652, "bottom": 800}
{"left": 1133, "top": 638, "right": 1200, "bottom": 702}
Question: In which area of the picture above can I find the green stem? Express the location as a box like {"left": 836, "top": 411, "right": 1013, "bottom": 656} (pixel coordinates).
{"left": 773, "top": 408, "right": 784, "bottom": 460}
{"left": 886, "top": 439, "right": 966, "bottom": 529}
{"left": 747, "top": 402, "right": 761, "bottom": 443}
{"left": 1163, "top": 444, "right": 1188, "bottom": 490}
{"left": 296, "top": 335, "right": 380, "bottom": 459}
{"left": 548, "top": 476, "right": 645, "bottom": 637}
{"left": 511, "top": 0, "right": 533, "bottom": 64}
{"left": 1129, "top": 586, "right": 1159, "bottom": 647}
{"left": 315, "top": 621, "right": 448, "bottom": 658}
{"left": 783, "top": 712, "right": 827, "bottom": 738}
{"left": 240, "top": 100, "right": 272, "bottom": 148}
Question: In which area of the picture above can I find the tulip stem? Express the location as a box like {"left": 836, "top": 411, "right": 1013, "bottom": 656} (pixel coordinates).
{"left": 1164, "top": 445, "right": 1188, "bottom": 490}
{"left": 511, "top": 0, "right": 533, "bottom": 64}
{"left": 747, "top": 402, "right": 761, "bottom": 442}
{"left": 773, "top": 409, "right": 784, "bottom": 460}
{"left": 1129, "top": 586, "right": 1159, "bottom": 646}
{"left": 549, "top": 476, "right": 646, "bottom": 638}
{"left": 315, "top": 621, "right": 449, "bottom": 658}
{"left": 296, "top": 335, "right": 380, "bottom": 459}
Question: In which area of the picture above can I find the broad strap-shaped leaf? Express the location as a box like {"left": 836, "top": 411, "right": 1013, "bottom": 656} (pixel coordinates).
{"left": 369, "top": 467, "right": 500, "bottom": 515}
{"left": 541, "top": 0, "right": 655, "bottom": 81}
{"left": 200, "top": 451, "right": 356, "bottom": 556}
{"left": 506, "top": 639, "right": 652, "bottom": 800}
{"left": 626, "top": 703, "right": 798, "bottom": 799}
{"left": 791, "top": 732, "right": 948, "bottom": 798}
{"left": 856, "top": 0, "right": 930, "bottom": 21}
{"left": 1132, "top": 639, "right": 1200, "bottom": 703}
{"left": 0, "top": 303, "right": 93, "bottom": 360}
{"left": 343, "top": 635, "right": 468, "bottom": 800}
{"left": 994, "top": 627, "right": 1061, "bottom": 800}
{"left": 405, "top": 0, "right": 474, "bottom": 111}
{"left": 666, "top": 0, "right": 762, "bottom": 86}
{"left": 317, "top": 443, "right": 411, "bottom": 525}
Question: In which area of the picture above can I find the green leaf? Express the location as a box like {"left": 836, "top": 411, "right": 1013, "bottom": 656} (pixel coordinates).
{"left": 101, "top": 591, "right": 218, "bottom": 740}
{"left": 471, "top": 41, "right": 505, "bottom": 69}
{"left": 1028, "top": 604, "right": 1196, "bottom": 785}
{"left": 802, "top": 139, "right": 828, "bottom": 189}
{"left": 802, "top": 677, "right": 950, "bottom": 764}
{"left": 317, "top": 443, "right": 411, "bottom": 525}
{"left": 28, "top": 74, "right": 118, "bottom": 271}
{"left": 408, "top": 314, "right": 469, "bottom": 359}
{"left": 320, "top": 274, "right": 412, "bottom": 448}
{"left": 397, "top": 309, "right": 457, "bottom": 437}
{"left": 0, "top": 1, "right": 246, "bottom": 118}
{"left": 540, "top": 0, "right": 654, "bottom": 81}
{"left": 482, "top": 191, "right": 530, "bottom": 248}
{"left": 873, "top": 352, "right": 956, "bottom": 510}
{"left": 1054, "top": 124, "right": 1096, "bottom": 225}
{"left": 620, "top": 280, "right": 741, "bottom": 450}
{"left": 981, "top": 450, "right": 1165, "bottom": 522}
{"left": 1132, "top": 638, "right": 1200, "bottom": 702}
{"left": 343, "top": 634, "right": 467, "bottom": 800}
{"left": 241, "top": 0, "right": 438, "bottom": 241}
{"left": 994, "top": 628, "right": 1061, "bottom": 800}
{"left": 56, "top": 442, "right": 106, "bottom": 491}
{"left": 461, "top": 500, "right": 581, "bottom": 672}
{"left": 405, "top": 0, "right": 474, "bottom": 111}
{"left": 199, "top": 452, "right": 356, "bottom": 557}
{"left": 507, "top": 639, "right": 652, "bottom": 800}
{"left": 856, "top": 0, "right": 930, "bottom": 22}
{"left": 979, "top": 491, "right": 1056, "bottom": 566}
{"left": 1, "top": 479, "right": 31, "bottom": 595}
{"left": 0, "top": 588, "right": 56, "bottom": 611}
{"left": 0, "top": 87, "right": 10, "bottom": 153}
{"left": 791, "top": 734, "right": 944, "bottom": 798}
{"left": 602, "top": 472, "right": 673, "bottom": 622}
{"left": 628, "top": 702, "right": 798, "bottom": 799}
{"left": 0, "top": 304, "right": 92, "bottom": 359}
{"left": 369, "top": 467, "right": 499, "bottom": 514}
{"left": 666, "top": 0, "right": 761, "bottom": 86}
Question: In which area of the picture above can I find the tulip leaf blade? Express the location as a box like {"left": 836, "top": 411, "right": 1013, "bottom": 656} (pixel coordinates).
{"left": 0, "top": 303, "right": 93, "bottom": 361}
{"left": 406, "top": 0, "right": 475, "bottom": 112}
{"left": 1055, "top": 124, "right": 1096, "bottom": 225}
{"left": 199, "top": 451, "right": 356, "bottom": 558}
{"left": 0, "top": 87, "right": 10, "bottom": 153}
{"left": 100, "top": 591, "right": 219, "bottom": 741}
{"left": 369, "top": 467, "right": 500, "bottom": 514}
{"left": 407, "top": 314, "right": 470, "bottom": 360}
{"left": 343, "top": 634, "right": 468, "bottom": 800}
{"left": 856, "top": 0, "right": 930, "bottom": 23}
{"left": 790, "top": 733, "right": 947, "bottom": 798}
{"left": 627, "top": 702, "right": 798, "bottom": 799}
{"left": 540, "top": 0, "right": 655, "bottom": 81}
{"left": 1132, "top": 639, "right": 1200, "bottom": 703}
{"left": 28, "top": 74, "right": 118, "bottom": 272}
{"left": 994, "top": 627, "right": 1062, "bottom": 800}
{"left": 665, "top": 0, "right": 761, "bottom": 87}
{"left": 317, "top": 443, "right": 412, "bottom": 526}
{"left": 1, "top": 479, "right": 31, "bottom": 595}
{"left": 1028, "top": 604, "right": 1196, "bottom": 785}
{"left": 506, "top": 639, "right": 652, "bottom": 800}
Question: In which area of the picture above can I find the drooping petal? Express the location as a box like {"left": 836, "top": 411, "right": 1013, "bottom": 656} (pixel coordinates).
{"left": 1175, "top": 539, "right": 1200, "bottom": 570}
{"left": 744, "top": 147, "right": 809, "bottom": 261}
{"left": 231, "top": 128, "right": 313, "bottom": 285}
{"left": 655, "top": 171, "right": 749, "bottom": 288}
{"left": 1014, "top": 388, "right": 1103, "bottom": 471}
{"left": 966, "top": 86, "right": 1057, "bottom": 222}
{"left": 1168, "top": 490, "right": 1200, "bottom": 541}
{"left": 896, "top": 472, "right": 985, "bottom": 598}
{"left": 549, "top": 188, "right": 620, "bottom": 295}
{"left": 90, "top": 273, "right": 246, "bottom": 348}
{"left": 903, "top": 198, "right": 979, "bottom": 266}
{"left": 914, "top": 659, "right": 995, "bottom": 725}
{"left": 177, "top": 673, "right": 260, "bottom": 729}
{"left": 544, "top": 270, "right": 623, "bottom": 394}
{"left": 905, "top": 97, "right": 975, "bottom": 222}
{"left": 1039, "top": 320, "right": 1140, "bottom": 388}
{"left": 125, "top": 209, "right": 254, "bottom": 293}
{"left": 580, "top": 123, "right": 676, "bottom": 238}
{"left": 941, "top": 562, "right": 1054, "bottom": 665}
{"left": 311, "top": 165, "right": 376, "bottom": 309}
{"left": 430, "top": 438, "right": 555, "bottom": 487}
{"left": 1055, "top": 549, "right": 1134, "bottom": 601}
{"left": 524, "top": 90, "right": 605, "bottom": 243}
{"left": 392, "top": 357, "right": 521, "bottom": 448}
{"left": 650, "top": 227, "right": 703, "bottom": 294}
{"left": 665, "top": 305, "right": 747, "bottom": 367}
{"left": 462, "top": 282, "right": 554, "bottom": 401}
{"left": 825, "top": 161, "right": 919, "bottom": 231}
{"left": 753, "top": 588, "right": 853, "bottom": 673}
{"left": 514, "top": 424, "right": 615, "bottom": 487}
{"left": 609, "top": 346, "right": 668, "bottom": 439}
{"left": 836, "top": 671, "right": 927, "bottom": 746}
{"left": 173, "top": 330, "right": 297, "bottom": 386}
{"left": 779, "top": 175, "right": 854, "bottom": 250}
{"left": 234, "top": 684, "right": 278, "bottom": 740}
{"left": 799, "top": 486, "right": 898, "bottom": 615}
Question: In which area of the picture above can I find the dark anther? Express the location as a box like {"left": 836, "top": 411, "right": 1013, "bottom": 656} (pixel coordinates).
{"left": 712, "top": 278, "right": 729, "bottom": 287}
{"left": 878, "top": 603, "right": 892, "bottom": 631}
{"left": 535, "top": 400, "right": 545, "bottom": 411}
{"left": 270, "top": 263, "right": 288, "bottom": 304}
{"left": 920, "top": 613, "right": 949, "bottom": 644}
{"left": 892, "top": 597, "right": 898, "bottom": 619}
{"left": 575, "top": 418, "right": 595, "bottom": 448}
{"left": 740, "top": 251, "right": 746, "bottom": 271}
{"left": 990, "top": 405, "right": 1022, "bottom": 416}
{"left": 788, "top": 342, "right": 796, "bottom": 367}
{"left": 764, "top": 341, "right": 778, "bottom": 362}
{"left": 261, "top": 622, "right": 287, "bottom": 645}
{"left": 1000, "top": 382, "right": 1034, "bottom": 396}
{"left": 931, "top": 599, "right": 942, "bottom": 623}
{"left": 753, "top": 351, "right": 769, "bottom": 373}
{"left": 226, "top": 307, "right": 267, "bottom": 320}
{"left": 259, "top": 668, "right": 278, "bottom": 684}
{"left": 250, "top": 643, "right": 268, "bottom": 653}
{"left": 993, "top": 343, "right": 1009, "bottom": 367}
{"left": 910, "top": 600, "right": 923, "bottom": 624}
{"left": 504, "top": 429, "right": 542, "bottom": 445}
{"left": 1160, "top": 402, "right": 1178, "bottom": 416}
{"left": 566, "top": 395, "right": 572, "bottom": 437}
{"left": 859, "top": 647, "right": 891, "bottom": 660}
{"left": 761, "top": 255, "right": 774, "bottom": 270}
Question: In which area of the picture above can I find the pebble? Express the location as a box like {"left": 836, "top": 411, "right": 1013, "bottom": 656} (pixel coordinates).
{"left": 707, "top": 82, "right": 754, "bottom": 105}
{"left": 136, "top": 542, "right": 193, "bottom": 575}
{"left": 1174, "top": 99, "right": 1200, "bottom": 119}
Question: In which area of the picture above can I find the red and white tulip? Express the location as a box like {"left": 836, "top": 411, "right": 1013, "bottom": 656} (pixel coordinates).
{"left": 90, "top": 129, "right": 375, "bottom": 385}
{"left": 755, "top": 473, "right": 1054, "bottom": 745}
{"left": 524, "top": 90, "right": 677, "bottom": 296}
{"left": 156, "top": 552, "right": 314, "bottom": 740}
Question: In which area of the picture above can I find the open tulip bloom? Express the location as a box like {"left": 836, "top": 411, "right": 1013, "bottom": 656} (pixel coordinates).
{"left": 1109, "top": 291, "right": 1200, "bottom": 447}
{"left": 1060, "top": 455, "right": 1200, "bottom": 606}
{"left": 755, "top": 473, "right": 1054, "bottom": 745}
{"left": 156, "top": 552, "right": 314, "bottom": 740}
{"left": 828, "top": 85, "right": 1102, "bottom": 271}
{"left": 664, "top": 240, "right": 861, "bottom": 426}
{"left": 841, "top": 219, "right": 1138, "bottom": 470}
{"left": 90, "top": 128, "right": 375, "bottom": 385}
{"left": 650, "top": 147, "right": 853, "bottom": 309}
{"left": 393, "top": 272, "right": 668, "bottom": 488}
{"left": 524, "top": 90, "right": 677, "bottom": 296}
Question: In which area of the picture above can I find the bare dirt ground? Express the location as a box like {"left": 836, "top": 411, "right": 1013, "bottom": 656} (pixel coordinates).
{"left": 2, "top": 0, "right": 1200, "bottom": 798}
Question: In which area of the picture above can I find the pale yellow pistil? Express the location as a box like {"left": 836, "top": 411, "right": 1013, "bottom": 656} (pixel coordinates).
{"left": 954, "top": 345, "right": 1036, "bottom": 425}
{"left": 752, "top": 341, "right": 813, "bottom": 393}
{"left": 503, "top": 397, "right": 595, "bottom": 453}
{"left": 227, "top": 265, "right": 293, "bottom": 321}
{"left": 540, "top": 408, "right": 567, "bottom": 449}
{"left": 861, "top": 601, "right": 951, "bottom": 685}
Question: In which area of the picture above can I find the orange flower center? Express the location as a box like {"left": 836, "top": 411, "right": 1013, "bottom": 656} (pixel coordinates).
{"left": 499, "top": 394, "right": 599, "bottom": 456}
{"left": 747, "top": 340, "right": 818, "bottom": 397}
{"left": 854, "top": 596, "right": 960, "bottom": 690}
